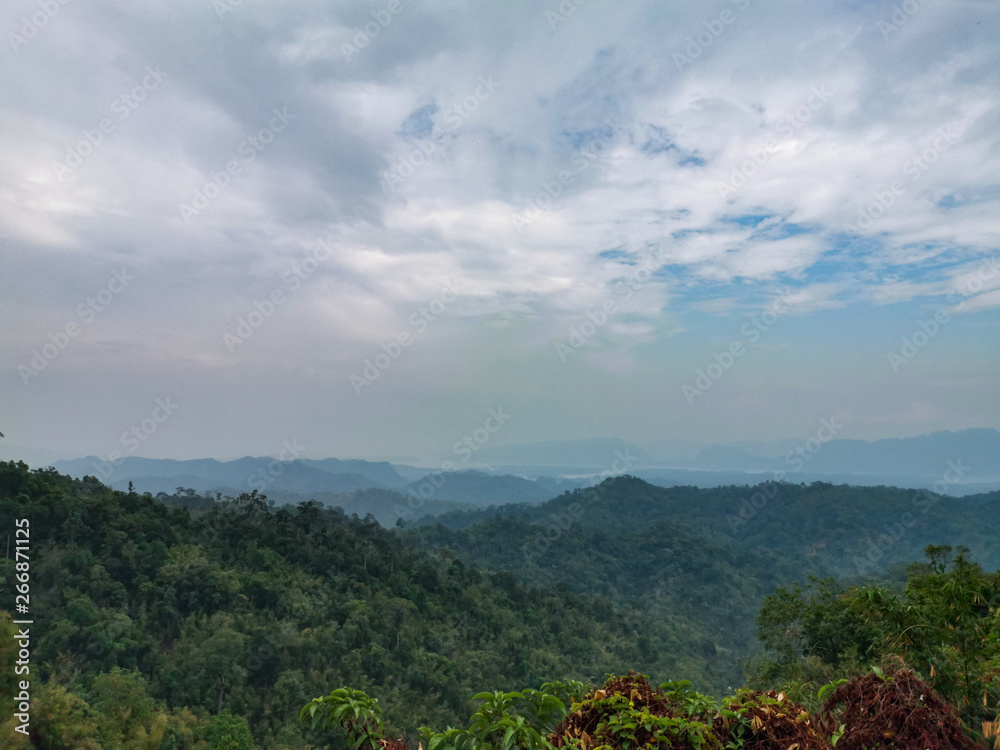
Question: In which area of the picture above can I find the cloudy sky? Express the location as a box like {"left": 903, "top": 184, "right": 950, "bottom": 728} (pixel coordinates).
{"left": 1, "top": 0, "right": 998, "bottom": 466}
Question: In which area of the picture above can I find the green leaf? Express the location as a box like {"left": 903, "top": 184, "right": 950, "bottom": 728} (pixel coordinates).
{"left": 817, "top": 678, "right": 848, "bottom": 703}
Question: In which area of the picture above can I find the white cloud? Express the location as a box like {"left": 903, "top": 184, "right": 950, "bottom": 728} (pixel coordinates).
{"left": 2, "top": 0, "right": 998, "bottom": 456}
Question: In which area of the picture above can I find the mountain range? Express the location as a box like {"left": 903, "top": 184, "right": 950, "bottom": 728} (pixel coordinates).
{"left": 38, "top": 428, "right": 998, "bottom": 523}
{"left": 687, "top": 428, "right": 1000, "bottom": 478}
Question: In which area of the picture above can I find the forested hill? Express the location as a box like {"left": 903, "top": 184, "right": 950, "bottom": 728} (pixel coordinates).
{"left": 0, "top": 461, "right": 735, "bottom": 747}
{"left": 2, "top": 463, "right": 997, "bottom": 748}
{"left": 402, "top": 475, "right": 1000, "bottom": 707}
{"left": 413, "top": 475, "right": 1000, "bottom": 577}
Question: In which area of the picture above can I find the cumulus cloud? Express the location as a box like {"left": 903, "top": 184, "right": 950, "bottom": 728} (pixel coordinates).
{"left": 1, "top": 0, "right": 997, "bottom": 459}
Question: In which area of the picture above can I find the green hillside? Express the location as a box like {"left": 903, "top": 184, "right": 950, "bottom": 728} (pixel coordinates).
{"left": 1, "top": 462, "right": 997, "bottom": 748}
{"left": 0, "top": 462, "right": 712, "bottom": 747}
{"left": 415, "top": 475, "right": 1000, "bottom": 577}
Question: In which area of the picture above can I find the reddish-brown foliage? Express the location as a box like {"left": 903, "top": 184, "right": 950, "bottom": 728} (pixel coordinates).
{"left": 713, "top": 690, "right": 830, "bottom": 750}
{"left": 820, "top": 661, "right": 979, "bottom": 750}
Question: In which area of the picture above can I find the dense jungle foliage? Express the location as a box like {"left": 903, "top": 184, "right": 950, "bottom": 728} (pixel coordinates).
{"left": 0, "top": 461, "right": 997, "bottom": 748}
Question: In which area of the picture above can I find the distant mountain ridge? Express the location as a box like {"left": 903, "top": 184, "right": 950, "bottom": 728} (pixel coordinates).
{"left": 51, "top": 455, "right": 568, "bottom": 517}
{"left": 46, "top": 427, "right": 999, "bottom": 513}
{"left": 471, "top": 437, "right": 657, "bottom": 471}
{"left": 404, "top": 469, "right": 561, "bottom": 506}
{"left": 298, "top": 457, "right": 410, "bottom": 488}
{"left": 688, "top": 428, "right": 1000, "bottom": 480}
{"left": 459, "top": 429, "right": 998, "bottom": 485}
{"left": 53, "top": 455, "right": 407, "bottom": 496}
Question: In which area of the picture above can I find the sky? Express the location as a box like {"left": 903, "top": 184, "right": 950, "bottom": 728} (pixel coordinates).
{"left": 1, "top": 0, "right": 998, "bottom": 466}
